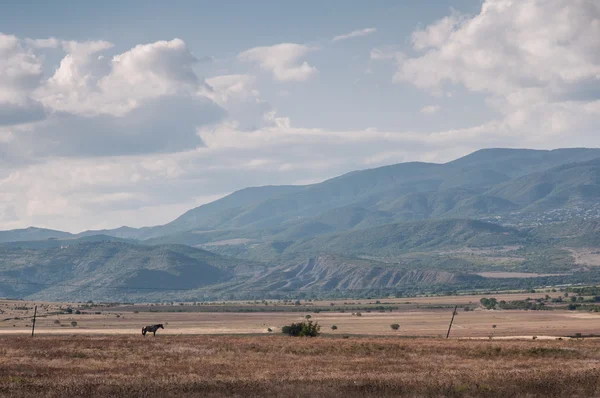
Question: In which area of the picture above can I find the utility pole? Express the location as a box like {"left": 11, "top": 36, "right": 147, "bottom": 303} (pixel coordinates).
{"left": 31, "top": 306, "right": 37, "bottom": 337}
{"left": 446, "top": 305, "right": 457, "bottom": 339}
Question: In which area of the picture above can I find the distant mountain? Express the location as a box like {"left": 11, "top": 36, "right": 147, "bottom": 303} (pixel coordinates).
{"left": 0, "top": 227, "right": 73, "bottom": 243}
{"left": 138, "top": 148, "right": 600, "bottom": 248}
{"left": 0, "top": 240, "right": 264, "bottom": 301}
{"left": 2, "top": 148, "right": 600, "bottom": 301}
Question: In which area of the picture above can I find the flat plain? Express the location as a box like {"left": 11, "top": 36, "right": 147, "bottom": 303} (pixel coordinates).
{"left": 1, "top": 292, "right": 600, "bottom": 338}
{"left": 2, "top": 293, "right": 600, "bottom": 397}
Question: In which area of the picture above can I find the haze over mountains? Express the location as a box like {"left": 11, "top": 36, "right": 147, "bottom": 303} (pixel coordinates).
{"left": 3, "top": 148, "right": 600, "bottom": 301}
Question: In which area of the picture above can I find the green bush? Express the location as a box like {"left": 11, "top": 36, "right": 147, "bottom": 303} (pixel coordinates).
{"left": 71, "top": 321, "right": 78, "bottom": 327}
{"left": 390, "top": 323, "right": 400, "bottom": 331}
{"left": 282, "top": 320, "right": 320, "bottom": 337}
{"left": 331, "top": 325, "right": 338, "bottom": 331}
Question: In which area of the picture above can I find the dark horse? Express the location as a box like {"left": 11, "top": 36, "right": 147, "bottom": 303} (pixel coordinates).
{"left": 142, "top": 324, "right": 164, "bottom": 336}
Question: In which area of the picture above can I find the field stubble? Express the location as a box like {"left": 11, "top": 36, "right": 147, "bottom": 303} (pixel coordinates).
{"left": 1, "top": 335, "right": 600, "bottom": 397}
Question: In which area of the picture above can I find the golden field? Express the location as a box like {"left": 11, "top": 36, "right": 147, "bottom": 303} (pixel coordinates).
{"left": 1, "top": 335, "right": 600, "bottom": 397}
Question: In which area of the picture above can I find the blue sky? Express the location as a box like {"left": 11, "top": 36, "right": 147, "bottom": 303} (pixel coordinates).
{"left": 0, "top": 0, "right": 598, "bottom": 231}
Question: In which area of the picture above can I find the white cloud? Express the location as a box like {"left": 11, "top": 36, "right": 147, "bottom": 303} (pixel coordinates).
{"left": 238, "top": 43, "right": 317, "bottom": 82}
{"left": 204, "top": 74, "right": 258, "bottom": 105}
{"left": 420, "top": 105, "right": 440, "bottom": 114}
{"left": 37, "top": 38, "right": 201, "bottom": 117}
{"left": 394, "top": 0, "right": 600, "bottom": 137}
{"left": 0, "top": 33, "right": 46, "bottom": 125}
{"left": 370, "top": 46, "right": 404, "bottom": 62}
{"left": 0, "top": 36, "right": 236, "bottom": 162}
{"left": 332, "top": 28, "right": 376, "bottom": 42}
{"left": 24, "top": 37, "right": 60, "bottom": 49}
{"left": 411, "top": 11, "right": 463, "bottom": 51}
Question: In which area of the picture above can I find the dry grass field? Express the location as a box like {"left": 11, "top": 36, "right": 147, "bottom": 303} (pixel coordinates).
{"left": 2, "top": 293, "right": 600, "bottom": 338}
{"left": 2, "top": 293, "right": 600, "bottom": 397}
{"left": 2, "top": 310, "right": 600, "bottom": 338}
{"left": 1, "top": 335, "right": 600, "bottom": 397}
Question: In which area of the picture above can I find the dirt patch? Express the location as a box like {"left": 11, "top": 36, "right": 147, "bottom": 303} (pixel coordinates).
{"left": 567, "top": 248, "right": 600, "bottom": 267}
{"left": 476, "top": 272, "right": 570, "bottom": 278}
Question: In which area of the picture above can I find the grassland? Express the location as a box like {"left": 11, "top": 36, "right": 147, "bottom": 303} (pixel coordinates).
{"left": 2, "top": 292, "right": 600, "bottom": 338}
{"left": 2, "top": 292, "right": 600, "bottom": 396}
{"left": 1, "top": 335, "right": 600, "bottom": 397}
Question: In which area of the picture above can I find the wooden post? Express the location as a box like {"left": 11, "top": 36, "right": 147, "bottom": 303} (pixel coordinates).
{"left": 31, "top": 306, "right": 37, "bottom": 337}
{"left": 446, "top": 305, "right": 457, "bottom": 339}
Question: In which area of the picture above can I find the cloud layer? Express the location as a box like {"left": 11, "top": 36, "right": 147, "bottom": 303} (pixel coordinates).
{"left": 395, "top": 0, "right": 600, "bottom": 137}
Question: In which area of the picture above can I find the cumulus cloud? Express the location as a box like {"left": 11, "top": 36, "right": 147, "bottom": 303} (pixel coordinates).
{"left": 395, "top": 0, "right": 600, "bottom": 136}
{"left": 332, "top": 28, "right": 376, "bottom": 42}
{"left": 420, "top": 105, "right": 440, "bottom": 114}
{"left": 0, "top": 33, "right": 46, "bottom": 126}
{"left": 238, "top": 43, "right": 318, "bottom": 82}
{"left": 0, "top": 36, "right": 241, "bottom": 162}
{"left": 37, "top": 38, "right": 203, "bottom": 116}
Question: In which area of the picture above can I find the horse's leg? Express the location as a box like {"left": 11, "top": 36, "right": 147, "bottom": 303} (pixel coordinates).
{"left": 153, "top": 330, "right": 156, "bottom": 337}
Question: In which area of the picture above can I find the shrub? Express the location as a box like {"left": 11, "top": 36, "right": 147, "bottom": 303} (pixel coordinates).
{"left": 75, "top": 310, "right": 81, "bottom": 315}
{"left": 390, "top": 323, "right": 400, "bottom": 331}
{"left": 282, "top": 320, "right": 320, "bottom": 337}
{"left": 53, "top": 320, "right": 60, "bottom": 325}
{"left": 331, "top": 325, "right": 338, "bottom": 331}
{"left": 71, "top": 321, "right": 78, "bottom": 327}
{"left": 480, "top": 298, "right": 497, "bottom": 310}
{"left": 305, "top": 315, "right": 311, "bottom": 320}
{"left": 65, "top": 308, "right": 73, "bottom": 314}
{"left": 267, "top": 328, "right": 273, "bottom": 332}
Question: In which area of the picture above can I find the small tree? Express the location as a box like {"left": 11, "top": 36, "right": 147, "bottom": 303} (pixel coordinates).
{"left": 305, "top": 315, "right": 312, "bottom": 320}
{"left": 390, "top": 323, "right": 400, "bottom": 331}
{"left": 331, "top": 325, "right": 338, "bottom": 331}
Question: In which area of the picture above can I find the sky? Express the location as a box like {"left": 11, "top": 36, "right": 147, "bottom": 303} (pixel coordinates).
{"left": 0, "top": 0, "right": 599, "bottom": 232}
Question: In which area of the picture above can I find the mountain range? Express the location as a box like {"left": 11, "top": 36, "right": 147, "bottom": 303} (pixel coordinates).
{"left": 3, "top": 148, "right": 600, "bottom": 301}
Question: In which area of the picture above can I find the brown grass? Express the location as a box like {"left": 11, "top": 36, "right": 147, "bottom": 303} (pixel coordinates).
{"left": 1, "top": 335, "right": 599, "bottom": 397}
